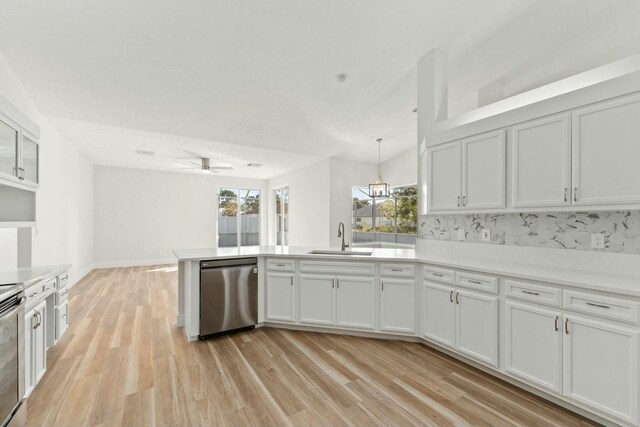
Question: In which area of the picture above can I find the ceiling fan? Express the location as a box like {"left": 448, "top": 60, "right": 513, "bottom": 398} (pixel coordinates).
{"left": 178, "top": 157, "right": 233, "bottom": 173}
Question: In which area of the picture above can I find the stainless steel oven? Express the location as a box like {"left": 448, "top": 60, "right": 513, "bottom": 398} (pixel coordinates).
{"left": 0, "top": 284, "right": 25, "bottom": 427}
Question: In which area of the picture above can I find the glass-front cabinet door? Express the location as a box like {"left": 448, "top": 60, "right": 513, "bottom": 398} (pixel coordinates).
{"left": 21, "top": 134, "right": 39, "bottom": 184}
{"left": 0, "top": 119, "right": 18, "bottom": 180}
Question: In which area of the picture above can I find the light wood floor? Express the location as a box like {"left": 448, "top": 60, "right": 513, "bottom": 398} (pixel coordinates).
{"left": 26, "top": 265, "right": 597, "bottom": 427}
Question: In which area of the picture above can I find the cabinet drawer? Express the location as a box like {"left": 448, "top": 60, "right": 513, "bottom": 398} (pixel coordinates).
{"left": 505, "top": 280, "right": 562, "bottom": 307}
{"left": 564, "top": 290, "right": 640, "bottom": 324}
{"left": 380, "top": 263, "right": 415, "bottom": 278}
{"left": 56, "top": 287, "right": 70, "bottom": 305}
{"left": 266, "top": 258, "right": 296, "bottom": 272}
{"left": 299, "top": 260, "right": 375, "bottom": 276}
{"left": 26, "top": 284, "right": 43, "bottom": 301}
{"left": 56, "top": 301, "right": 69, "bottom": 340}
{"left": 423, "top": 266, "right": 455, "bottom": 284}
{"left": 58, "top": 272, "right": 69, "bottom": 289}
{"left": 456, "top": 271, "right": 498, "bottom": 294}
{"left": 44, "top": 277, "right": 56, "bottom": 294}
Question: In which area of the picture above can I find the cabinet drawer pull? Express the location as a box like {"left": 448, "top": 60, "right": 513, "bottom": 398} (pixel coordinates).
{"left": 381, "top": 281, "right": 384, "bottom": 292}
{"left": 290, "top": 276, "right": 293, "bottom": 286}
{"left": 565, "top": 319, "right": 570, "bottom": 334}
{"left": 522, "top": 290, "right": 540, "bottom": 296}
{"left": 586, "top": 301, "right": 610, "bottom": 309}
{"left": 336, "top": 278, "right": 340, "bottom": 289}
{"left": 391, "top": 268, "right": 403, "bottom": 272}
{"left": 432, "top": 272, "right": 444, "bottom": 277}
{"left": 467, "top": 279, "right": 483, "bottom": 285}
{"left": 275, "top": 264, "right": 286, "bottom": 267}
{"left": 554, "top": 316, "right": 559, "bottom": 332}
{"left": 574, "top": 187, "right": 578, "bottom": 202}
{"left": 564, "top": 187, "right": 568, "bottom": 203}
{"left": 449, "top": 290, "right": 454, "bottom": 303}
{"left": 455, "top": 292, "right": 460, "bottom": 304}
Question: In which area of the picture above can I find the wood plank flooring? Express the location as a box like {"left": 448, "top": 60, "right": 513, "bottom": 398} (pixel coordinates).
{"left": 26, "top": 265, "right": 597, "bottom": 427}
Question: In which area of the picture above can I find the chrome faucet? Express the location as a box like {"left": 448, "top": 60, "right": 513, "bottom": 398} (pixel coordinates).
{"left": 337, "top": 222, "right": 349, "bottom": 251}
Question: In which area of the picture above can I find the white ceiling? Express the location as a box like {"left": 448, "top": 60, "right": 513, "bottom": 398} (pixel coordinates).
{"left": 1, "top": 0, "right": 639, "bottom": 177}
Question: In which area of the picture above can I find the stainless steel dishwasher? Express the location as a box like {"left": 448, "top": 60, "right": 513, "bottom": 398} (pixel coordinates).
{"left": 199, "top": 258, "right": 258, "bottom": 339}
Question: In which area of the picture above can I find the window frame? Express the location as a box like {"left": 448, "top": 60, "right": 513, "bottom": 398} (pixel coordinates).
{"left": 217, "top": 187, "right": 262, "bottom": 248}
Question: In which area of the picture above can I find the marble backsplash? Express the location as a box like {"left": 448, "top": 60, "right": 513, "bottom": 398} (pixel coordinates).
{"left": 418, "top": 211, "right": 640, "bottom": 254}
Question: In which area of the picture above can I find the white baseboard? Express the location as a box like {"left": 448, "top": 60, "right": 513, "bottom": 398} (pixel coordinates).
{"left": 92, "top": 258, "right": 177, "bottom": 269}
{"left": 70, "top": 263, "right": 94, "bottom": 287}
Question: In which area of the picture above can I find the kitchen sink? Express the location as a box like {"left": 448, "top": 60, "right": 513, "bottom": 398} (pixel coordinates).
{"left": 307, "top": 250, "right": 373, "bottom": 256}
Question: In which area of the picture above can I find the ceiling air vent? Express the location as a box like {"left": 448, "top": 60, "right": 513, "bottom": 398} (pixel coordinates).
{"left": 135, "top": 149, "right": 155, "bottom": 156}
{"left": 246, "top": 163, "right": 263, "bottom": 168}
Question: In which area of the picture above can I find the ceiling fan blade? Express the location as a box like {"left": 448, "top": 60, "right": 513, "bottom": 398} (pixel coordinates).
{"left": 178, "top": 166, "right": 199, "bottom": 170}
{"left": 210, "top": 166, "right": 233, "bottom": 170}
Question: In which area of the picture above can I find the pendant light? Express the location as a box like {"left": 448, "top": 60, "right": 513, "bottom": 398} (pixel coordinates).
{"left": 368, "top": 138, "right": 390, "bottom": 198}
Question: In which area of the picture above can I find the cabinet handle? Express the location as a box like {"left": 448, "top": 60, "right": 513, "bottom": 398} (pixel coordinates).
{"left": 554, "top": 316, "right": 559, "bottom": 332}
{"left": 462, "top": 195, "right": 466, "bottom": 207}
{"left": 522, "top": 290, "right": 540, "bottom": 296}
{"left": 432, "top": 272, "right": 444, "bottom": 277}
{"left": 275, "top": 264, "right": 286, "bottom": 267}
{"left": 332, "top": 278, "right": 335, "bottom": 288}
{"left": 455, "top": 292, "right": 460, "bottom": 304}
{"left": 565, "top": 318, "right": 570, "bottom": 334}
{"left": 468, "top": 279, "right": 483, "bottom": 285}
{"left": 32, "top": 313, "right": 38, "bottom": 330}
{"left": 336, "top": 278, "right": 340, "bottom": 289}
{"left": 391, "top": 268, "right": 403, "bottom": 272}
{"left": 586, "top": 301, "right": 610, "bottom": 309}
{"left": 564, "top": 187, "right": 568, "bottom": 203}
{"left": 574, "top": 187, "right": 578, "bottom": 202}
{"left": 449, "top": 290, "right": 454, "bottom": 303}
{"left": 457, "top": 196, "right": 461, "bottom": 207}
{"left": 381, "top": 281, "right": 384, "bottom": 292}
{"left": 290, "top": 276, "right": 293, "bottom": 286}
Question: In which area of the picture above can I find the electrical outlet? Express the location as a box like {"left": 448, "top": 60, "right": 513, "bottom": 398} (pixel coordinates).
{"left": 457, "top": 228, "right": 466, "bottom": 241}
{"left": 482, "top": 229, "right": 491, "bottom": 242}
{"left": 591, "top": 233, "right": 605, "bottom": 249}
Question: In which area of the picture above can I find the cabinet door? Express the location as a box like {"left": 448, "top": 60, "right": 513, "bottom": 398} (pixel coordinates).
{"left": 33, "top": 301, "right": 47, "bottom": 384}
{"left": 455, "top": 290, "right": 498, "bottom": 367}
{"left": 462, "top": 130, "right": 506, "bottom": 210}
{"left": 512, "top": 114, "right": 571, "bottom": 208}
{"left": 505, "top": 302, "right": 562, "bottom": 394}
{"left": 23, "top": 308, "right": 36, "bottom": 397}
{"left": 380, "top": 278, "right": 415, "bottom": 334}
{"left": 299, "top": 274, "right": 334, "bottom": 326}
{"left": 265, "top": 272, "right": 295, "bottom": 322}
{"left": 427, "top": 141, "right": 462, "bottom": 211}
{"left": 56, "top": 300, "right": 69, "bottom": 340}
{"left": 335, "top": 276, "right": 375, "bottom": 330}
{"left": 563, "top": 315, "right": 638, "bottom": 424}
{"left": 20, "top": 134, "right": 39, "bottom": 184}
{"left": 422, "top": 282, "right": 455, "bottom": 347}
{"left": 0, "top": 119, "right": 18, "bottom": 180}
{"left": 572, "top": 94, "right": 640, "bottom": 206}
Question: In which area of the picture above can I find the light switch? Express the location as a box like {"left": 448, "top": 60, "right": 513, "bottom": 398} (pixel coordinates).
{"left": 457, "top": 228, "right": 466, "bottom": 241}
{"left": 482, "top": 229, "right": 491, "bottom": 242}
{"left": 591, "top": 233, "right": 605, "bottom": 249}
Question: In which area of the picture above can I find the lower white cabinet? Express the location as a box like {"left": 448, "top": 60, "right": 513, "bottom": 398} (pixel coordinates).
{"left": 505, "top": 301, "right": 562, "bottom": 394}
{"left": 24, "top": 300, "right": 46, "bottom": 397}
{"left": 380, "top": 278, "right": 416, "bottom": 334}
{"left": 455, "top": 289, "right": 499, "bottom": 367}
{"left": 335, "top": 276, "right": 375, "bottom": 330}
{"left": 299, "top": 274, "right": 334, "bottom": 325}
{"left": 422, "top": 282, "right": 498, "bottom": 367}
{"left": 299, "top": 274, "right": 376, "bottom": 330}
{"left": 56, "top": 300, "right": 69, "bottom": 340}
{"left": 563, "top": 315, "right": 639, "bottom": 425}
{"left": 265, "top": 272, "right": 295, "bottom": 322}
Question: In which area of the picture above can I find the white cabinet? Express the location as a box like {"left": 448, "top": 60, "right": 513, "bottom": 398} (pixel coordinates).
{"left": 335, "top": 276, "right": 375, "bottom": 330}
{"left": 427, "top": 130, "right": 505, "bottom": 212}
{"left": 505, "top": 301, "right": 562, "bottom": 394}
{"left": 380, "top": 278, "right": 416, "bottom": 334}
{"left": 0, "top": 118, "right": 39, "bottom": 187}
{"left": 0, "top": 118, "right": 19, "bottom": 181}
{"left": 563, "top": 315, "right": 639, "bottom": 425}
{"left": 462, "top": 130, "right": 506, "bottom": 210}
{"left": 299, "top": 274, "right": 334, "bottom": 326}
{"left": 24, "top": 300, "right": 47, "bottom": 397}
{"left": 427, "top": 141, "right": 462, "bottom": 211}
{"left": 572, "top": 94, "right": 640, "bottom": 206}
{"left": 56, "top": 300, "right": 69, "bottom": 340}
{"left": 423, "top": 282, "right": 455, "bottom": 347}
{"left": 265, "top": 272, "right": 295, "bottom": 322}
{"left": 512, "top": 114, "right": 571, "bottom": 208}
{"left": 455, "top": 289, "right": 499, "bottom": 367}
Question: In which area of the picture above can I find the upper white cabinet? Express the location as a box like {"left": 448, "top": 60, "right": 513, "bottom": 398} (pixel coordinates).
{"left": 427, "top": 130, "right": 505, "bottom": 212}
{"left": 572, "top": 94, "right": 640, "bottom": 206}
{"left": 427, "top": 141, "right": 462, "bottom": 211}
{"left": 0, "top": 118, "right": 39, "bottom": 188}
{"left": 512, "top": 114, "right": 571, "bottom": 208}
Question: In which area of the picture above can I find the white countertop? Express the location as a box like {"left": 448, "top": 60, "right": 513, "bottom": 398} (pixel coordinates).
{"left": 0, "top": 264, "right": 71, "bottom": 288}
{"left": 173, "top": 246, "right": 640, "bottom": 297}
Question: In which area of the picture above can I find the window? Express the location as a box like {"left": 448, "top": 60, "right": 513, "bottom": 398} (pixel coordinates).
{"left": 274, "top": 186, "right": 289, "bottom": 246}
{"left": 217, "top": 188, "right": 261, "bottom": 248}
{"left": 352, "top": 185, "right": 417, "bottom": 247}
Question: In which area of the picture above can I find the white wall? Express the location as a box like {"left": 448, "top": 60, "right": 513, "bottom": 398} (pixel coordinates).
{"left": 0, "top": 53, "right": 93, "bottom": 283}
{"left": 0, "top": 229, "right": 17, "bottom": 269}
{"left": 93, "top": 166, "right": 267, "bottom": 267}
{"left": 381, "top": 146, "right": 417, "bottom": 187}
{"left": 268, "top": 159, "right": 330, "bottom": 247}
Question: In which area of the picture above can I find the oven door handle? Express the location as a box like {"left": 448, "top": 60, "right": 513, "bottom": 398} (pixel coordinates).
{"left": 0, "top": 297, "right": 25, "bottom": 321}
